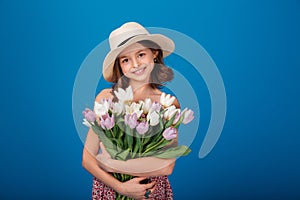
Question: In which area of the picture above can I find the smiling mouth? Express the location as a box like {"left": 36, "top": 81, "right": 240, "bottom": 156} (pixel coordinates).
{"left": 132, "top": 66, "right": 146, "bottom": 75}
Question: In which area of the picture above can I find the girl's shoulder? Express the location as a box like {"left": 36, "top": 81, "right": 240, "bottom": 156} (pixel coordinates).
{"left": 95, "top": 88, "right": 114, "bottom": 102}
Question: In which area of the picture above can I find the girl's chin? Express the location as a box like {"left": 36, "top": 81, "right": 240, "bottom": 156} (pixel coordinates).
{"left": 127, "top": 74, "right": 151, "bottom": 83}
{"left": 130, "top": 77, "right": 149, "bottom": 83}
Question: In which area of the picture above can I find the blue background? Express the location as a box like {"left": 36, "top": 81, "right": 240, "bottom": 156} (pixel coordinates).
{"left": 1, "top": 0, "right": 300, "bottom": 199}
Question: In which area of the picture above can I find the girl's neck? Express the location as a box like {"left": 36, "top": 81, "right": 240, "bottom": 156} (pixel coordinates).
{"left": 131, "top": 83, "right": 152, "bottom": 95}
{"left": 129, "top": 78, "right": 148, "bottom": 91}
{"left": 129, "top": 80, "right": 158, "bottom": 99}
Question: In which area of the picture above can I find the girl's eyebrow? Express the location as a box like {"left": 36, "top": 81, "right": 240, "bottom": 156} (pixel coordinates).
{"left": 119, "top": 55, "right": 127, "bottom": 59}
{"left": 119, "top": 49, "right": 147, "bottom": 59}
{"left": 136, "top": 48, "right": 147, "bottom": 53}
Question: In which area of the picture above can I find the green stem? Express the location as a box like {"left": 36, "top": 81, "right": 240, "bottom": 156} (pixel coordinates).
{"left": 143, "top": 137, "right": 165, "bottom": 155}
{"left": 109, "top": 129, "right": 115, "bottom": 138}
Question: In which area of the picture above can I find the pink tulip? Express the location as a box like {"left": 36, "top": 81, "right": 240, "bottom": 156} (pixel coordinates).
{"left": 182, "top": 109, "right": 194, "bottom": 124}
{"left": 100, "top": 114, "right": 115, "bottom": 130}
{"left": 173, "top": 111, "right": 181, "bottom": 125}
{"left": 82, "top": 108, "right": 96, "bottom": 122}
{"left": 136, "top": 121, "right": 149, "bottom": 135}
{"left": 149, "top": 101, "right": 161, "bottom": 113}
{"left": 162, "top": 127, "right": 177, "bottom": 140}
{"left": 124, "top": 113, "right": 138, "bottom": 129}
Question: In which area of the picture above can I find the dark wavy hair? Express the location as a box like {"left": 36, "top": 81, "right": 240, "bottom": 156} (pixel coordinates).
{"left": 110, "top": 40, "right": 174, "bottom": 100}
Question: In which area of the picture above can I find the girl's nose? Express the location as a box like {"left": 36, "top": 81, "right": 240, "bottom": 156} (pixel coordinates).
{"left": 132, "top": 58, "right": 139, "bottom": 68}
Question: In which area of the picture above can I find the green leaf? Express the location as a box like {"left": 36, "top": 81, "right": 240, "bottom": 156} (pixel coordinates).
{"left": 164, "top": 110, "right": 178, "bottom": 128}
{"left": 92, "top": 127, "right": 112, "bottom": 147}
{"left": 148, "top": 145, "right": 192, "bottom": 158}
{"left": 105, "top": 147, "right": 119, "bottom": 159}
{"left": 125, "top": 126, "right": 133, "bottom": 150}
{"left": 151, "top": 139, "right": 170, "bottom": 151}
{"left": 143, "top": 137, "right": 166, "bottom": 155}
{"left": 111, "top": 138, "right": 120, "bottom": 147}
{"left": 145, "top": 129, "right": 162, "bottom": 147}
{"left": 173, "top": 112, "right": 185, "bottom": 129}
{"left": 153, "top": 130, "right": 163, "bottom": 143}
{"left": 133, "top": 136, "right": 141, "bottom": 157}
{"left": 92, "top": 126, "right": 118, "bottom": 159}
{"left": 116, "top": 118, "right": 126, "bottom": 132}
{"left": 149, "top": 118, "right": 164, "bottom": 137}
{"left": 113, "top": 124, "right": 117, "bottom": 137}
{"left": 116, "top": 148, "right": 131, "bottom": 161}
{"left": 124, "top": 134, "right": 128, "bottom": 148}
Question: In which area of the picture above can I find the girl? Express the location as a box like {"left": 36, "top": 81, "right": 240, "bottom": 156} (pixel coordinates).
{"left": 82, "top": 22, "right": 179, "bottom": 200}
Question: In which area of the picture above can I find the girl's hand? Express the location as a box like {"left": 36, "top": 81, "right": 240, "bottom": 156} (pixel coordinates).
{"left": 97, "top": 143, "right": 156, "bottom": 199}
{"left": 117, "top": 177, "right": 156, "bottom": 200}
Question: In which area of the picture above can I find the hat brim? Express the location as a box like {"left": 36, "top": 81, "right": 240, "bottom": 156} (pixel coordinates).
{"left": 103, "top": 34, "right": 175, "bottom": 82}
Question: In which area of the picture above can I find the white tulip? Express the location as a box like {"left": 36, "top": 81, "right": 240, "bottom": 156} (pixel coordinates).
{"left": 125, "top": 102, "right": 143, "bottom": 118}
{"left": 111, "top": 102, "right": 123, "bottom": 116}
{"left": 141, "top": 98, "right": 152, "bottom": 114}
{"left": 164, "top": 105, "right": 179, "bottom": 120}
{"left": 147, "top": 111, "right": 160, "bottom": 126}
{"left": 114, "top": 86, "right": 133, "bottom": 105}
{"left": 160, "top": 92, "right": 175, "bottom": 108}
{"left": 182, "top": 108, "right": 195, "bottom": 124}
{"left": 94, "top": 101, "right": 109, "bottom": 117}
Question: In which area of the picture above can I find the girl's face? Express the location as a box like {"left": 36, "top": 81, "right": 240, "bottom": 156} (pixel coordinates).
{"left": 118, "top": 42, "right": 158, "bottom": 83}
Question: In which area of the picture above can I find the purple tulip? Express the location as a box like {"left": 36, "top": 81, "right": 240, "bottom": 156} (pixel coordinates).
{"left": 100, "top": 114, "right": 115, "bottom": 130}
{"left": 124, "top": 113, "right": 138, "bottom": 129}
{"left": 182, "top": 109, "right": 194, "bottom": 124}
{"left": 162, "top": 127, "right": 177, "bottom": 140}
{"left": 149, "top": 101, "right": 161, "bottom": 113}
{"left": 136, "top": 121, "right": 149, "bottom": 135}
{"left": 82, "top": 108, "right": 96, "bottom": 122}
{"left": 173, "top": 111, "right": 181, "bottom": 125}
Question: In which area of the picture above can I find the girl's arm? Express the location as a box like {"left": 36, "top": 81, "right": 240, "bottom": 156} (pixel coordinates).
{"left": 82, "top": 128, "right": 156, "bottom": 199}
{"left": 82, "top": 89, "right": 156, "bottom": 199}
{"left": 96, "top": 140, "right": 177, "bottom": 177}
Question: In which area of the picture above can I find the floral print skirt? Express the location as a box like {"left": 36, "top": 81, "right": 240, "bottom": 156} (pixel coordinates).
{"left": 92, "top": 175, "right": 173, "bottom": 200}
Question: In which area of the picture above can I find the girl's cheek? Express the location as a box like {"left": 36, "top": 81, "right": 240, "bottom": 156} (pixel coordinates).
{"left": 121, "top": 65, "right": 129, "bottom": 74}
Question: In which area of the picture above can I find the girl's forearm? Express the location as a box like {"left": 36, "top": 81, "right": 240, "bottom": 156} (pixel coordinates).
{"left": 97, "top": 155, "right": 176, "bottom": 177}
{"left": 82, "top": 148, "right": 124, "bottom": 193}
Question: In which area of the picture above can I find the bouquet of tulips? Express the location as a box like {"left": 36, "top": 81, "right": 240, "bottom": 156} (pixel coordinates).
{"left": 82, "top": 86, "right": 194, "bottom": 200}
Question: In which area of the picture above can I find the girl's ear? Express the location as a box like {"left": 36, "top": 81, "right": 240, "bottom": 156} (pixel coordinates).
{"left": 153, "top": 50, "right": 159, "bottom": 58}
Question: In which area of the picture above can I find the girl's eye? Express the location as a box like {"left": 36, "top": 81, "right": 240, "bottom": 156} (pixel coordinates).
{"left": 121, "top": 58, "right": 128, "bottom": 64}
{"left": 138, "top": 53, "right": 145, "bottom": 58}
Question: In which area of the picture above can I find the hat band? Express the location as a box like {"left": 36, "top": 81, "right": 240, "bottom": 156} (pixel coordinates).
{"left": 117, "top": 34, "right": 147, "bottom": 47}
